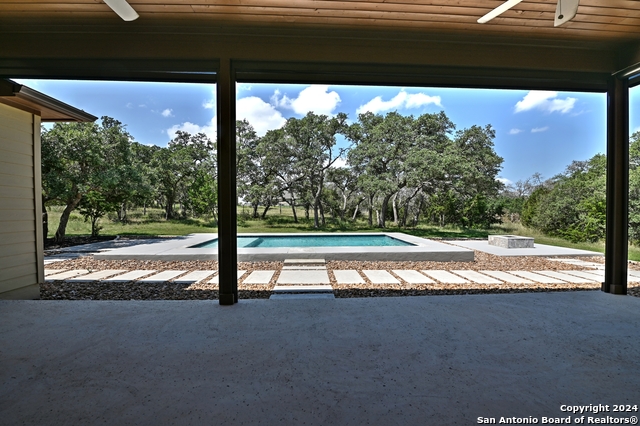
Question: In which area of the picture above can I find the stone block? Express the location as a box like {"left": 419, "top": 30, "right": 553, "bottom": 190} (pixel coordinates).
{"left": 488, "top": 235, "right": 534, "bottom": 249}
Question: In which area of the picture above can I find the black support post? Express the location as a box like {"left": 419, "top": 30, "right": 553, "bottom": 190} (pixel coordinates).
{"left": 217, "top": 58, "right": 238, "bottom": 305}
{"left": 604, "top": 76, "right": 629, "bottom": 295}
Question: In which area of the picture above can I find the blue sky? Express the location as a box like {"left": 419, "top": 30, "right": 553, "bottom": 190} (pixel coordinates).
{"left": 17, "top": 78, "right": 640, "bottom": 186}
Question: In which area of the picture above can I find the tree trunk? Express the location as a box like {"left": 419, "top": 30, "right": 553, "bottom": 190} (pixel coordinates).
{"left": 352, "top": 197, "right": 364, "bottom": 221}
{"left": 54, "top": 192, "right": 82, "bottom": 243}
{"left": 290, "top": 201, "right": 298, "bottom": 223}
{"left": 252, "top": 203, "right": 259, "bottom": 219}
{"left": 143, "top": 202, "right": 147, "bottom": 216}
{"left": 313, "top": 181, "right": 323, "bottom": 228}
{"left": 400, "top": 188, "right": 421, "bottom": 228}
{"left": 379, "top": 193, "right": 393, "bottom": 228}
{"left": 367, "top": 194, "right": 374, "bottom": 227}
{"left": 341, "top": 194, "right": 348, "bottom": 220}
{"left": 261, "top": 199, "right": 271, "bottom": 219}
{"left": 413, "top": 195, "right": 424, "bottom": 227}
{"left": 165, "top": 193, "right": 176, "bottom": 220}
{"left": 91, "top": 215, "right": 100, "bottom": 237}
{"left": 313, "top": 201, "right": 320, "bottom": 228}
{"left": 392, "top": 193, "right": 399, "bottom": 225}
{"left": 319, "top": 201, "right": 325, "bottom": 226}
{"left": 305, "top": 205, "right": 310, "bottom": 220}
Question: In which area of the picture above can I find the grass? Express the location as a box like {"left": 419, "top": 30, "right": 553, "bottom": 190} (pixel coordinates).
{"left": 45, "top": 205, "right": 640, "bottom": 261}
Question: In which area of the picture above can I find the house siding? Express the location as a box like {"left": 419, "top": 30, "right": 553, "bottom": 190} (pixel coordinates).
{"left": 0, "top": 102, "right": 41, "bottom": 299}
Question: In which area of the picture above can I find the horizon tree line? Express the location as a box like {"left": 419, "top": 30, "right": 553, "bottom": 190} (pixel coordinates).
{"left": 45, "top": 110, "right": 640, "bottom": 247}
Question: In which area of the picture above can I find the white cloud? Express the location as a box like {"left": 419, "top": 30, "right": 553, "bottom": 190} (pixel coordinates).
{"left": 497, "top": 177, "right": 513, "bottom": 186}
{"left": 509, "top": 128, "right": 522, "bottom": 135}
{"left": 237, "top": 96, "right": 287, "bottom": 136}
{"left": 166, "top": 91, "right": 287, "bottom": 141}
{"left": 166, "top": 117, "right": 216, "bottom": 141}
{"left": 356, "top": 90, "right": 442, "bottom": 115}
{"left": 272, "top": 85, "right": 341, "bottom": 116}
{"left": 515, "top": 91, "right": 576, "bottom": 114}
{"left": 330, "top": 157, "right": 348, "bottom": 169}
{"left": 531, "top": 126, "right": 549, "bottom": 133}
{"left": 126, "top": 102, "right": 133, "bottom": 109}
{"left": 203, "top": 87, "right": 217, "bottom": 110}
{"left": 405, "top": 92, "right": 443, "bottom": 109}
{"left": 161, "top": 108, "right": 173, "bottom": 117}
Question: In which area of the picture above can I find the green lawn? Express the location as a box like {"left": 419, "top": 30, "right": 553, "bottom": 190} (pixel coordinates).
{"left": 45, "top": 205, "right": 640, "bottom": 260}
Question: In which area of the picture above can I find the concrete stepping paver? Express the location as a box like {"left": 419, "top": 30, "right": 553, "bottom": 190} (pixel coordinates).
{"left": 277, "top": 270, "right": 330, "bottom": 284}
{"left": 44, "top": 269, "right": 68, "bottom": 276}
{"left": 283, "top": 259, "right": 325, "bottom": 265}
{"left": 562, "top": 270, "right": 604, "bottom": 281}
{"left": 421, "top": 270, "right": 469, "bottom": 284}
{"left": 243, "top": 270, "right": 276, "bottom": 284}
{"left": 66, "top": 270, "right": 127, "bottom": 282}
{"left": 272, "top": 285, "right": 333, "bottom": 293}
{"left": 627, "top": 270, "right": 640, "bottom": 278}
{"left": 173, "top": 270, "right": 216, "bottom": 284}
{"left": 138, "top": 270, "right": 187, "bottom": 283}
{"left": 44, "top": 259, "right": 67, "bottom": 265}
{"left": 558, "top": 269, "right": 640, "bottom": 283}
{"left": 362, "top": 270, "right": 400, "bottom": 284}
{"left": 209, "top": 271, "right": 247, "bottom": 284}
{"left": 281, "top": 266, "right": 327, "bottom": 270}
{"left": 479, "top": 271, "right": 534, "bottom": 284}
{"left": 534, "top": 270, "right": 596, "bottom": 284}
{"left": 270, "top": 293, "right": 335, "bottom": 300}
{"left": 392, "top": 270, "right": 435, "bottom": 284}
{"left": 627, "top": 274, "right": 640, "bottom": 283}
{"left": 546, "top": 258, "right": 582, "bottom": 263}
{"left": 45, "top": 270, "right": 90, "bottom": 281}
{"left": 451, "top": 270, "right": 503, "bottom": 284}
{"left": 333, "top": 270, "right": 365, "bottom": 284}
{"left": 508, "top": 271, "right": 566, "bottom": 284}
{"left": 104, "top": 270, "right": 156, "bottom": 283}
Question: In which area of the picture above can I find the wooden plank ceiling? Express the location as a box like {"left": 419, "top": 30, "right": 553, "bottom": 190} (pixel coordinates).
{"left": 1, "top": 0, "right": 639, "bottom": 42}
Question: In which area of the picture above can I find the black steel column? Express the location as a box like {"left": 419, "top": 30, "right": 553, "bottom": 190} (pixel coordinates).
{"left": 604, "top": 76, "right": 629, "bottom": 295}
{"left": 217, "top": 58, "right": 238, "bottom": 305}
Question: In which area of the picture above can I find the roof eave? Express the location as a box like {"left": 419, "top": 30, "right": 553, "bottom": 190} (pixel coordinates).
{"left": 0, "top": 79, "right": 97, "bottom": 122}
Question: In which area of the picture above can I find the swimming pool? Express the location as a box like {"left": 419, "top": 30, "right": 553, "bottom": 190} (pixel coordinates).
{"left": 192, "top": 234, "right": 414, "bottom": 249}
{"left": 94, "top": 232, "right": 474, "bottom": 262}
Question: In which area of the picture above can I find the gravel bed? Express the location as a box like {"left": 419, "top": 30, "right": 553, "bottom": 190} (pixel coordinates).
{"left": 41, "top": 251, "right": 640, "bottom": 300}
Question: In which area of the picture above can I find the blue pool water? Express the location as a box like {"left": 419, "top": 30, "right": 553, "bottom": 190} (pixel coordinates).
{"left": 192, "top": 235, "right": 414, "bottom": 249}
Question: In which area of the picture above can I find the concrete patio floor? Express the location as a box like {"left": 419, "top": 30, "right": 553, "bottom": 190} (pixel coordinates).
{"left": 1, "top": 292, "right": 639, "bottom": 425}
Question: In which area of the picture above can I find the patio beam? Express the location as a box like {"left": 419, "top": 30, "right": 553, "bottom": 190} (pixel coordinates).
{"left": 217, "top": 58, "right": 238, "bottom": 305}
{"left": 603, "top": 76, "right": 629, "bottom": 295}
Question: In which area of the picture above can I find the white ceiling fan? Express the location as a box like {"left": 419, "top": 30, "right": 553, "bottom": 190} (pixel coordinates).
{"left": 478, "top": 0, "right": 580, "bottom": 27}
{"left": 104, "top": 0, "right": 139, "bottom": 21}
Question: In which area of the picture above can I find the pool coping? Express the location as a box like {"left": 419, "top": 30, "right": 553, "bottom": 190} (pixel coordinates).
{"left": 93, "top": 232, "right": 475, "bottom": 262}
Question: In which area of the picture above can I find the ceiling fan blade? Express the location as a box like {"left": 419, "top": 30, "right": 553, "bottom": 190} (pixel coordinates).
{"left": 554, "top": 0, "right": 579, "bottom": 27}
{"left": 477, "top": 0, "right": 524, "bottom": 24}
{"left": 104, "top": 0, "right": 139, "bottom": 21}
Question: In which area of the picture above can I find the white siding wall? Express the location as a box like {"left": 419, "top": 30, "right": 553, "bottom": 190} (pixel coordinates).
{"left": 0, "top": 102, "right": 42, "bottom": 299}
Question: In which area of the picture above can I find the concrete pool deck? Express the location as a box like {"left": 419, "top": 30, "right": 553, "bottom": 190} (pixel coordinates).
{"left": 449, "top": 239, "right": 603, "bottom": 257}
{"left": 2, "top": 291, "right": 639, "bottom": 425}
{"left": 93, "top": 233, "right": 475, "bottom": 262}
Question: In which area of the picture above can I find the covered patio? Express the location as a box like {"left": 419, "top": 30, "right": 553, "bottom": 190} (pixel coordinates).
{"left": 2, "top": 292, "right": 640, "bottom": 424}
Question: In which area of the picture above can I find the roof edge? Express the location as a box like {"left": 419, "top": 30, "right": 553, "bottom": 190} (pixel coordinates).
{"left": 0, "top": 79, "right": 97, "bottom": 122}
